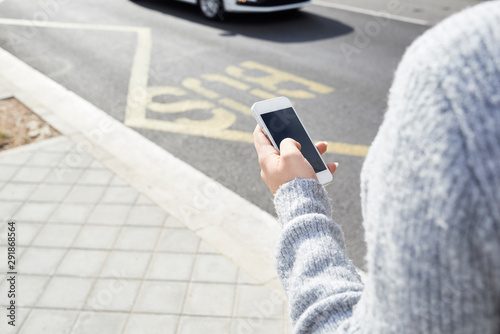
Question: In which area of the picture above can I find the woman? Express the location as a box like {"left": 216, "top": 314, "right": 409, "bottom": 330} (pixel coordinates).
{"left": 253, "top": 2, "right": 500, "bottom": 332}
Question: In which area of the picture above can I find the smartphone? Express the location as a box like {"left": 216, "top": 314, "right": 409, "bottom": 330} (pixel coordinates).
{"left": 251, "top": 96, "right": 333, "bottom": 185}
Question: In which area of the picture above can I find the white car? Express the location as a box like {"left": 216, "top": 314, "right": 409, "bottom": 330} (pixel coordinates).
{"left": 184, "top": 0, "right": 311, "bottom": 20}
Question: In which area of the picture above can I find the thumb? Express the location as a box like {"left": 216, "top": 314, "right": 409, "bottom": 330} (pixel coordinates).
{"left": 279, "top": 138, "right": 301, "bottom": 155}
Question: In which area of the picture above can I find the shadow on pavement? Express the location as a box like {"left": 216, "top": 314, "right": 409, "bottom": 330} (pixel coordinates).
{"left": 130, "top": 0, "right": 354, "bottom": 43}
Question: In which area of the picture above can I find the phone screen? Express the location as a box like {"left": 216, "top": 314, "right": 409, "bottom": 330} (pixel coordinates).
{"left": 261, "top": 107, "right": 326, "bottom": 173}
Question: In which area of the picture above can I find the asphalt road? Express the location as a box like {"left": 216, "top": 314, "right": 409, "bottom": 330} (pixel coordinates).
{"left": 0, "top": 0, "right": 430, "bottom": 270}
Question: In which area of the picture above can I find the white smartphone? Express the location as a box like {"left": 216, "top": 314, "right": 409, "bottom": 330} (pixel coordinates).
{"left": 251, "top": 96, "right": 333, "bottom": 185}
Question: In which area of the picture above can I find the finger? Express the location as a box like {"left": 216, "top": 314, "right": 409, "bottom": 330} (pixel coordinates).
{"left": 279, "top": 138, "right": 302, "bottom": 159}
{"left": 326, "top": 162, "right": 338, "bottom": 175}
{"left": 315, "top": 141, "right": 328, "bottom": 155}
{"left": 253, "top": 125, "right": 277, "bottom": 157}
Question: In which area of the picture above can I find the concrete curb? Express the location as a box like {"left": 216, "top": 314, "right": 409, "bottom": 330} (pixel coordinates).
{"left": 0, "top": 47, "right": 284, "bottom": 292}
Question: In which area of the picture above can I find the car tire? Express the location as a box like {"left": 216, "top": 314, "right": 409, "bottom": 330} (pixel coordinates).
{"left": 199, "top": 0, "right": 224, "bottom": 20}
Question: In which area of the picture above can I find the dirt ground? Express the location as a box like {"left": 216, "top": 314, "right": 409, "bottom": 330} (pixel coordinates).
{"left": 0, "top": 98, "right": 59, "bottom": 152}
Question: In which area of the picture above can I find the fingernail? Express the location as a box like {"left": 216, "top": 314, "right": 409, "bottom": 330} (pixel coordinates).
{"left": 323, "top": 141, "right": 329, "bottom": 145}
{"left": 334, "top": 162, "right": 339, "bottom": 168}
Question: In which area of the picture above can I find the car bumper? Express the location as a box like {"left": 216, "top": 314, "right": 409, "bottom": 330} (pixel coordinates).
{"left": 224, "top": 0, "right": 310, "bottom": 12}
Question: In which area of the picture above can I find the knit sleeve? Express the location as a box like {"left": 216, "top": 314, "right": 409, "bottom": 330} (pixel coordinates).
{"left": 274, "top": 178, "right": 363, "bottom": 333}
{"left": 273, "top": 3, "right": 500, "bottom": 334}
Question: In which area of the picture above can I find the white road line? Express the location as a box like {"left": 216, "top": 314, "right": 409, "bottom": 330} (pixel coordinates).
{"left": 312, "top": 0, "right": 430, "bottom": 26}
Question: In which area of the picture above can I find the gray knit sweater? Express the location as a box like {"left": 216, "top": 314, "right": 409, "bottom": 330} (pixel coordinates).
{"left": 274, "top": 2, "right": 500, "bottom": 333}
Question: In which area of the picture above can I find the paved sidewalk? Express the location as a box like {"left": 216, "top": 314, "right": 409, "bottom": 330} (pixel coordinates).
{"left": 0, "top": 48, "right": 290, "bottom": 333}
{"left": 0, "top": 136, "right": 287, "bottom": 333}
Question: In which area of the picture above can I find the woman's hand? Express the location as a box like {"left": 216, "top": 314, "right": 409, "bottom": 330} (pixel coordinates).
{"left": 253, "top": 125, "right": 338, "bottom": 194}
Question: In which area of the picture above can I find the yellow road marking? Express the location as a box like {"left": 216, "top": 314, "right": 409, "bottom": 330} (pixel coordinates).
{"left": 175, "top": 107, "right": 237, "bottom": 131}
{"left": 325, "top": 141, "right": 369, "bottom": 157}
{"left": 125, "top": 27, "right": 152, "bottom": 121}
{"left": 149, "top": 100, "right": 215, "bottom": 113}
{"left": 182, "top": 78, "right": 220, "bottom": 99}
{"left": 218, "top": 98, "right": 252, "bottom": 116}
{"left": 202, "top": 74, "right": 250, "bottom": 90}
{"left": 125, "top": 117, "right": 368, "bottom": 156}
{"left": 229, "top": 61, "right": 334, "bottom": 98}
{"left": 129, "top": 60, "right": 368, "bottom": 157}
{"left": 250, "top": 88, "right": 278, "bottom": 100}
{"left": 146, "top": 86, "right": 215, "bottom": 113}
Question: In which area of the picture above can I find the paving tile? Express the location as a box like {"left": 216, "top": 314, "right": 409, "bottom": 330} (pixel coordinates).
{"left": 3, "top": 307, "right": 30, "bottom": 334}
{"left": 16, "top": 247, "right": 66, "bottom": 275}
{"left": 16, "top": 275, "right": 50, "bottom": 307}
{"left": 85, "top": 279, "right": 141, "bottom": 312}
{"left": 0, "top": 182, "right": 37, "bottom": 200}
{"left": 100, "top": 250, "right": 151, "bottom": 279}
{"left": 11, "top": 166, "right": 51, "bottom": 183}
{"left": 44, "top": 167, "right": 84, "bottom": 185}
{"left": 16, "top": 222, "right": 43, "bottom": 246}
{"left": 135, "top": 281, "right": 188, "bottom": 314}
{"left": 114, "top": 227, "right": 161, "bottom": 251}
{"left": 42, "top": 138, "right": 75, "bottom": 152}
{"left": 101, "top": 186, "right": 138, "bottom": 204}
{"left": 0, "top": 201, "right": 22, "bottom": 220}
{"left": 37, "top": 277, "right": 93, "bottom": 308}
{"left": 88, "top": 160, "right": 106, "bottom": 169}
{"left": 124, "top": 314, "right": 179, "bottom": 334}
{"left": 0, "top": 224, "right": 7, "bottom": 246}
{"left": 156, "top": 229, "right": 200, "bottom": 253}
{"left": 183, "top": 283, "right": 235, "bottom": 316}
{"left": 77, "top": 169, "right": 114, "bottom": 185}
{"left": 63, "top": 185, "right": 106, "bottom": 204}
{"left": 19, "top": 309, "right": 78, "bottom": 334}
{"left": 1, "top": 225, "right": 46, "bottom": 248}
{"left": 0, "top": 278, "right": 9, "bottom": 307}
{"left": 146, "top": 253, "right": 195, "bottom": 281}
{"left": 110, "top": 175, "right": 128, "bottom": 186}
{"left": 73, "top": 225, "right": 121, "bottom": 249}
{"left": 87, "top": 204, "right": 131, "bottom": 225}
{"left": 29, "top": 184, "right": 72, "bottom": 202}
{"left": 126, "top": 205, "right": 167, "bottom": 226}
{"left": 28, "top": 151, "right": 66, "bottom": 167}
{"left": 15, "top": 245, "right": 27, "bottom": 260}
{"left": 164, "top": 215, "right": 185, "bottom": 228}
{"left": 32, "top": 224, "right": 81, "bottom": 248}
{"left": 237, "top": 270, "right": 259, "bottom": 285}
{"left": 72, "top": 312, "right": 128, "bottom": 334}
{"left": 58, "top": 249, "right": 108, "bottom": 277}
{"left": 192, "top": 254, "right": 239, "bottom": 283}
{"left": 59, "top": 150, "right": 94, "bottom": 169}
{"left": 178, "top": 316, "right": 231, "bottom": 334}
{"left": 14, "top": 202, "right": 58, "bottom": 222}
{"left": 232, "top": 318, "right": 283, "bottom": 334}
{"left": 0, "top": 152, "right": 33, "bottom": 165}
{"left": 135, "top": 194, "right": 155, "bottom": 205}
{"left": 198, "top": 241, "right": 218, "bottom": 254}
{"left": 234, "top": 285, "right": 284, "bottom": 319}
{"left": 0, "top": 165, "right": 18, "bottom": 181}
{"left": 50, "top": 203, "right": 94, "bottom": 224}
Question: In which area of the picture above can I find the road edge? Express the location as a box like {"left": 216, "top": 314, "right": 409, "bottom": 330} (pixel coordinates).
{"left": 0, "top": 47, "right": 287, "bottom": 290}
